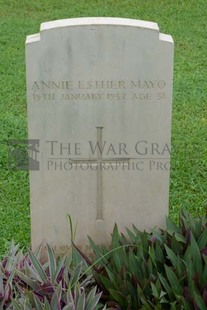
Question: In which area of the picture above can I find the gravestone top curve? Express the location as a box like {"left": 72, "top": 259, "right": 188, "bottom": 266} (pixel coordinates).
{"left": 26, "top": 17, "right": 173, "bottom": 45}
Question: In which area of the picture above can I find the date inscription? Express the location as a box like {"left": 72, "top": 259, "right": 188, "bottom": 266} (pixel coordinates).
{"left": 31, "top": 79, "right": 167, "bottom": 103}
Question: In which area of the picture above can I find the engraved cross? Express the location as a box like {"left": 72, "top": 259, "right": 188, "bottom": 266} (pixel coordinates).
{"left": 70, "top": 127, "right": 130, "bottom": 220}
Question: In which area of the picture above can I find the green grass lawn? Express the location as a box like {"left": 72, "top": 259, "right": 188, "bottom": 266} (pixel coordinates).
{"left": 0, "top": 0, "right": 206, "bottom": 256}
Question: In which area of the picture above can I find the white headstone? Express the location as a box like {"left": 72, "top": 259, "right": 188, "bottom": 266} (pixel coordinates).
{"left": 26, "top": 17, "right": 174, "bottom": 254}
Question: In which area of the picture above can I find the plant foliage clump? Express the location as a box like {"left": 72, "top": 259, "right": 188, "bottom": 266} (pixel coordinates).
{"left": 0, "top": 210, "right": 206, "bottom": 309}
{"left": 0, "top": 243, "right": 103, "bottom": 309}
{"left": 81, "top": 210, "right": 207, "bottom": 309}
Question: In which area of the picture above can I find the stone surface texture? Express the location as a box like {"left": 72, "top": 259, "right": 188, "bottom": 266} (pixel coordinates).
{"left": 26, "top": 17, "right": 174, "bottom": 254}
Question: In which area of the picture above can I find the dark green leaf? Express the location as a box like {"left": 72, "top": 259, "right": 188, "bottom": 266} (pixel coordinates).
{"left": 164, "top": 265, "right": 182, "bottom": 296}
{"left": 46, "top": 244, "right": 57, "bottom": 282}
{"left": 197, "top": 228, "right": 207, "bottom": 249}
{"left": 28, "top": 251, "right": 48, "bottom": 283}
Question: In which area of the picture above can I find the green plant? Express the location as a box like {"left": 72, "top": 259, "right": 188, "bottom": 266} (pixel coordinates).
{"left": 76, "top": 210, "right": 207, "bottom": 309}
{"left": 0, "top": 243, "right": 103, "bottom": 309}
{"left": 12, "top": 285, "right": 104, "bottom": 310}
{"left": 0, "top": 210, "right": 206, "bottom": 309}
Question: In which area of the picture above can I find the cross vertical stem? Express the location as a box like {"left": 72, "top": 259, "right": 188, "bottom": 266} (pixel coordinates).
{"left": 96, "top": 127, "right": 103, "bottom": 220}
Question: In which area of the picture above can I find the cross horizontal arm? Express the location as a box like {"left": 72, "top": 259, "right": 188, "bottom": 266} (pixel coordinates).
{"left": 69, "top": 157, "right": 130, "bottom": 164}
